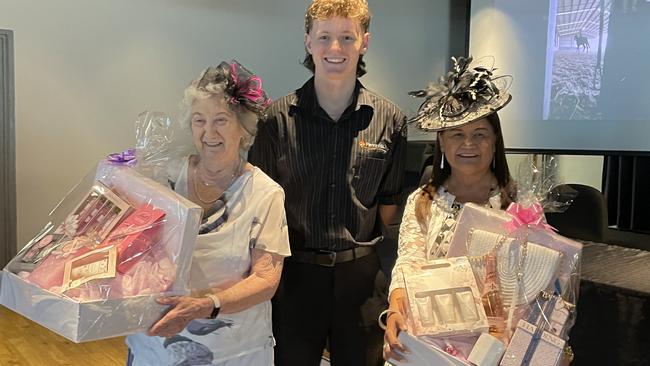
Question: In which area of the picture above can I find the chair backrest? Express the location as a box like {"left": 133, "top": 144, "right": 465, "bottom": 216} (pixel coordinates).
{"left": 545, "top": 183, "right": 607, "bottom": 242}
{"left": 419, "top": 165, "right": 434, "bottom": 187}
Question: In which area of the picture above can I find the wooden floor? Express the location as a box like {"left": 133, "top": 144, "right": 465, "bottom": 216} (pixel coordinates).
{"left": 0, "top": 306, "right": 127, "bottom": 366}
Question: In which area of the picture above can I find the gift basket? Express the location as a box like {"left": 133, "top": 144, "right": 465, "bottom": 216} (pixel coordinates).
{"left": 392, "top": 156, "right": 582, "bottom": 366}
{"left": 0, "top": 112, "right": 202, "bottom": 342}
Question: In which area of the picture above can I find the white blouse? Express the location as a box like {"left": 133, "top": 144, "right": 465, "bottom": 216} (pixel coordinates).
{"left": 127, "top": 157, "right": 290, "bottom": 365}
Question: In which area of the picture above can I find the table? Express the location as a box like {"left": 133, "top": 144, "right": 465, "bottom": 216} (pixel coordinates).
{"left": 570, "top": 242, "right": 650, "bottom": 366}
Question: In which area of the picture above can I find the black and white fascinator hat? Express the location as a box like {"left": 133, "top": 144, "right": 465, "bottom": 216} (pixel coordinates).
{"left": 409, "top": 56, "right": 512, "bottom": 131}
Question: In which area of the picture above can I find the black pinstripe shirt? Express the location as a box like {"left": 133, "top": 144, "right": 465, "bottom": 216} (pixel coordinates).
{"left": 249, "top": 78, "right": 407, "bottom": 251}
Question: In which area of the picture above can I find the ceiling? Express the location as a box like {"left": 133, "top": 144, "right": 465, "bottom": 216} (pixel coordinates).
{"left": 555, "top": 0, "right": 612, "bottom": 38}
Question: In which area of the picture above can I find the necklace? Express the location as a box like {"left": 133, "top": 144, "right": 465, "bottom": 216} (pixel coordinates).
{"left": 192, "top": 157, "right": 244, "bottom": 205}
{"left": 443, "top": 179, "right": 497, "bottom": 206}
{"left": 198, "top": 171, "right": 218, "bottom": 187}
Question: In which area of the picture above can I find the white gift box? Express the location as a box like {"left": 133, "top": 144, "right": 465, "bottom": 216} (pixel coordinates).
{"left": 0, "top": 163, "right": 202, "bottom": 342}
{"left": 403, "top": 257, "right": 489, "bottom": 338}
{"left": 388, "top": 332, "right": 472, "bottom": 366}
{"left": 446, "top": 203, "right": 582, "bottom": 302}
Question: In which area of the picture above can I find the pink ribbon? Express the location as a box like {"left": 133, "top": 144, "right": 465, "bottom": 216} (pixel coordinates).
{"left": 504, "top": 202, "right": 556, "bottom": 234}
{"left": 239, "top": 76, "right": 267, "bottom": 103}
{"left": 230, "top": 63, "right": 240, "bottom": 85}
{"left": 229, "top": 63, "right": 271, "bottom": 107}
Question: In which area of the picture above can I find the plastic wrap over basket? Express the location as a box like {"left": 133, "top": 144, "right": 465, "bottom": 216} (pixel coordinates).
{"left": 0, "top": 162, "right": 201, "bottom": 342}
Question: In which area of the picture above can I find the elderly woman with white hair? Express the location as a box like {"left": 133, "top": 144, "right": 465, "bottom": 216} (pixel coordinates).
{"left": 125, "top": 60, "right": 290, "bottom": 366}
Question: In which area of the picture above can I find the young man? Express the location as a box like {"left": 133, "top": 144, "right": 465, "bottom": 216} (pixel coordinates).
{"left": 249, "top": 1, "right": 407, "bottom": 365}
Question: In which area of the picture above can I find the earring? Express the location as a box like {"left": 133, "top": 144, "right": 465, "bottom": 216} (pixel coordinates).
{"left": 440, "top": 153, "right": 445, "bottom": 169}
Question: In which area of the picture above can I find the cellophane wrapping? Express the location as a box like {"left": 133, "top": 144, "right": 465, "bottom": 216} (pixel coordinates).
{"left": 394, "top": 156, "right": 582, "bottom": 366}
{"left": 0, "top": 112, "right": 202, "bottom": 342}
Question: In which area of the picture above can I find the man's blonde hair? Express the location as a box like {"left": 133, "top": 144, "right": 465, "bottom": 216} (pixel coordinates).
{"left": 304, "top": 0, "right": 371, "bottom": 34}
{"left": 303, "top": 0, "right": 372, "bottom": 77}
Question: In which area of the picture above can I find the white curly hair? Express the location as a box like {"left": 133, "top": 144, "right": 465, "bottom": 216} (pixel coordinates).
{"left": 179, "top": 78, "right": 259, "bottom": 154}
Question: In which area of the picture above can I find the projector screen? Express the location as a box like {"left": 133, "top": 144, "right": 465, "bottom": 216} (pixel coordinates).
{"left": 470, "top": 0, "right": 650, "bottom": 153}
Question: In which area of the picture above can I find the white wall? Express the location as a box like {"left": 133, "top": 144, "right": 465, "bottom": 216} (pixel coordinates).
{"left": 506, "top": 154, "right": 603, "bottom": 191}
{"left": 0, "top": 0, "right": 451, "bottom": 248}
{"left": 556, "top": 155, "right": 603, "bottom": 188}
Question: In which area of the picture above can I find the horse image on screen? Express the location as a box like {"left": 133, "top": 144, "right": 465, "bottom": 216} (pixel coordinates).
{"left": 544, "top": 0, "right": 650, "bottom": 121}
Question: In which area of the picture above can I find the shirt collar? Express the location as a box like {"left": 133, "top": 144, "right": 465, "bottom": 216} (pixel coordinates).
{"left": 291, "top": 77, "right": 374, "bottom": 118}
{"left": 436, "top": 186, "right": 503, "bottom": 211}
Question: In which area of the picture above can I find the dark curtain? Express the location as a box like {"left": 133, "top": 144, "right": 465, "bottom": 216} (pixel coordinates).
{"left": 569, "top": 242, "right": 650, "bottom": 366}
{"left": 602, "top": 156, "right": 650, "bottom": 232}
{"left": 570, "top": 280, "right": 650, "bottom": 366}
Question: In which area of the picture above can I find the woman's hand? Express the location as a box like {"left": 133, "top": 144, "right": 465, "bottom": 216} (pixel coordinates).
{"left": 148, "top": 296, "right": 213, "bottom": 338}
{"left": 383, "top": 290, "right": 409, "bottom": 362}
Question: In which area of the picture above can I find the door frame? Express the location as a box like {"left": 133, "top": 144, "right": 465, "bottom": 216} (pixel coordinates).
{"left": 1, "top": 29, "right": 16, "bottom": 267}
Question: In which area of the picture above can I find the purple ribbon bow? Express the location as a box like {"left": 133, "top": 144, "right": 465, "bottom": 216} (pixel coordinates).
{"left": 504, "top": 202, "right": 556, "bottom": 234}
{"left": 107, "top": 148, "right": 136, "bottom": 166}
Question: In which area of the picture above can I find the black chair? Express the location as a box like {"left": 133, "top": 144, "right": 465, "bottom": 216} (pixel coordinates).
{"left": 545, "top": 184, "right": 607, "bottom": 243}
{"left": 418, "top": 164, "right": 434, "bottom": 187}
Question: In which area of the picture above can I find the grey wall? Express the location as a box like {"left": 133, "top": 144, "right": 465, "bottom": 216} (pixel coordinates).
{"left": 0, "top": 0, "right": 454, "bottom": 248}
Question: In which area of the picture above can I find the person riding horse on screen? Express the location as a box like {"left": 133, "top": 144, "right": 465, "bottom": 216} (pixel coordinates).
{"left": 575, "top": 33, "right": 589, "bottom": 52}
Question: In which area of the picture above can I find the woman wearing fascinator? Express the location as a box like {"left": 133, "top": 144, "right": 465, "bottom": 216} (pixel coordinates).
{"left": 383, "top": 56, "right": 516, "bottom": 362}
{"left": 125, "top": 60, "right": 290, "bottom": 365}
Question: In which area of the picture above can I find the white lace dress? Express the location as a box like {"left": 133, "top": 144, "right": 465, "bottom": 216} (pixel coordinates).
{"left": 389, "top": 186, "right": 502, "bottom": 295}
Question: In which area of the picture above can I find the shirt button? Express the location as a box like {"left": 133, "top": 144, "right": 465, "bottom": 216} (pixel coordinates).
{"left": 330, "top": 213, "right": 336, "bottom": 219}
{"left": 330, "top": 183, "right": 336, "bottom": 189}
